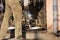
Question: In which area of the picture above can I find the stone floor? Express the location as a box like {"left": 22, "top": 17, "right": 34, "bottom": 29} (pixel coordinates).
{"left": 3, "top": 30, "right": 60, "bottom": 40}
{"left": 26, "top": 30, "right": 60, "bottom": 40}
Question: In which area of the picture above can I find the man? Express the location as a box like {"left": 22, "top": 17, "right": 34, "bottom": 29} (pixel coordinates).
{"left": 0, "top": 0, "right": 22, "bottom": 40}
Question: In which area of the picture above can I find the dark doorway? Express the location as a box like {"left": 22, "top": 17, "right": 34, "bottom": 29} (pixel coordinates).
{"left": 22, "top": 0, "right": 47, "bottom": 39}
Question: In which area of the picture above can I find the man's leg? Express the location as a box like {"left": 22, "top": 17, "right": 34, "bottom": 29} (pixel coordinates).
{"left": 0, "top": 4, "right": 11, "bottom": 40}
{"left": 9, "top": 0, "right": 22, "bottom": 39}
